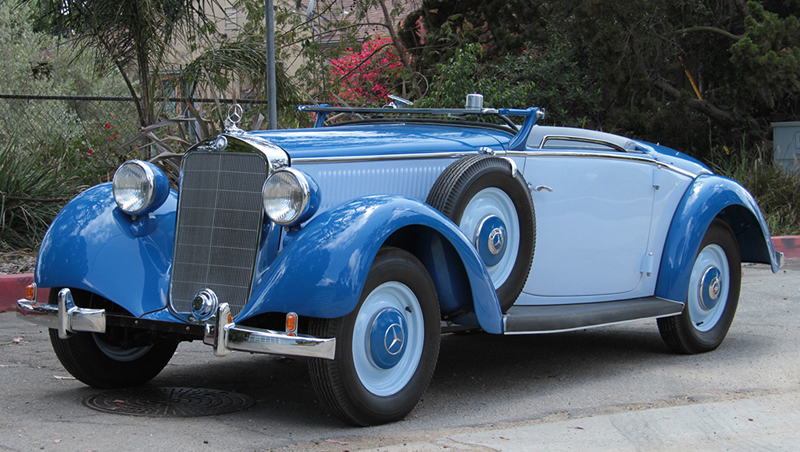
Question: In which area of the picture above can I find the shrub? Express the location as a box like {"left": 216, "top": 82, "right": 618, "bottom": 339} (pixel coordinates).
{"left": 329, "top": 36, "right": 406, "bottom": 106}
{"left": 712, "top": 146, "right": 800, "bottom": 236}
{"left": 0, "top": 138, "right": 79, "bottom": 251}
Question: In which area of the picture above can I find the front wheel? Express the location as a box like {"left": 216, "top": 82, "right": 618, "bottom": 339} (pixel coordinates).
{"left": 658, "top": 219, "right": 741, "bottom": 354}
{"left": 48, "top": 289, "right": 179, "bottom": 389}
{"left": 308, "top": 247, "right": 441, "bottom": 426}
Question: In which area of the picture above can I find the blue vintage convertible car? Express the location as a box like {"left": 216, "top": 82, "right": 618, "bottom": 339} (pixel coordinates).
{"left": 17, "top": 96, "right": 783, "bottom": 425}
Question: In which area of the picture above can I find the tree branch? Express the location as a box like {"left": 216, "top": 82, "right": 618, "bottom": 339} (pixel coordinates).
{"left": 376, "top": 0, "right": 420, "bottom": 98}
{"left": 675, "top": 26, "right": 746, "bottom": 41}
{"left": 652, "top": 78, "right": 739, "bottom": 126}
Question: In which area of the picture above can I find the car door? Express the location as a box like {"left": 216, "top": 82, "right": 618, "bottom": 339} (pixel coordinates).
{"left": 520, "top": 137, "right": 658, "bottom": 303}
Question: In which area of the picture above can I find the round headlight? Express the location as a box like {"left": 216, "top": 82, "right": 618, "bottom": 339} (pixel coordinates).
{"left": 262, "top": 168, "right": 319, "bottom": 226}
{"left": 112, "top": 160, "right": 169, "bottom": 215}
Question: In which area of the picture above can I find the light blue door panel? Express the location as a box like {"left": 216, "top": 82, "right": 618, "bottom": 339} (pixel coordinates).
{"left": 522, "top": 155, "right": 655, "bottom": 299}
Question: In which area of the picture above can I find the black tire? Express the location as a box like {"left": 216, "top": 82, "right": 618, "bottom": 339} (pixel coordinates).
{"left": 48, "top": 289, "right": 178, "bottom": 389}
{"left": 427, "top": 155, "right": 535, "bottom": 311}
{"left": 658, "top": 219, "right": 741, "bottom": 354}
{"left": 308, "top": 247, "right": 441, "bottom": 426}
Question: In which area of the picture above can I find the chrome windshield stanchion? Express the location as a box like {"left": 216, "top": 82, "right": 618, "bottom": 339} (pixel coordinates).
{"left": 202, "top": 302, "right": 336, "bottom": 360}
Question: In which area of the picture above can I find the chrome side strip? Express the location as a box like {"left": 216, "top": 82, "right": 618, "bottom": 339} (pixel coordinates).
{"left": 503, "top": 313, "right": 677, "bottom": 335}
{"left": 16, "top": 288, "right": 105, "bottom": 338}
{"left": 539, "top": 135, "right": 631, "bottom": 153}
{"left": 203, "top": 303, "right": 336, "bottom": 360}
{"left": 294, "top": 149, "right": 702, "bottom": 179}
{"left": 292, "top": 151, "right": 472, "bottom": 164}
{"left": 506, "top": 150, "right": 703, "bottom": 178}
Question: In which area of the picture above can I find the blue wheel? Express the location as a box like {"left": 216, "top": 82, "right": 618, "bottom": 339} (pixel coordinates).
{"left": 308, "top": 248, "right": 441, "bottom": 426}
{"left": 658, "top": 219, "right": 741, "bottom": 354}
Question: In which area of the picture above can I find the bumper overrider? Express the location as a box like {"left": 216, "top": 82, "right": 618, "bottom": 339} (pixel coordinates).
{"left": 16, "top": 287, "right": 336, "bottom": 360}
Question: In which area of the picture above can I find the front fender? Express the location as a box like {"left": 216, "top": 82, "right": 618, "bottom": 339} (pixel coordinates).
{"left": 237, "top": 195, "right": 503, "bottom": 334}
{"left": 35, "top": 183, "right": 177, "bottom": 316}
{"left": 656, "top": 174, "right": 780, "bottom": 303}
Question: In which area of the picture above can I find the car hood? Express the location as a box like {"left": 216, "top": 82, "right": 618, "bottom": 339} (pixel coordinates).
{"left": 247, "top": 123, "right": 513, "bottom": 159}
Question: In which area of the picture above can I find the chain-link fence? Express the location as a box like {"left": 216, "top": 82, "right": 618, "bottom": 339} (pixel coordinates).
{"left": 0, "top": 94, "right": 271, "bottom": 159}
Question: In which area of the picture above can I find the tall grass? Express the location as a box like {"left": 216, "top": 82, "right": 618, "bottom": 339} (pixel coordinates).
{"left": 0, "top": 139, "right": 80, "bottom": 250}
{"left": 711, "top": 146, "right": 800, "bottom": 236}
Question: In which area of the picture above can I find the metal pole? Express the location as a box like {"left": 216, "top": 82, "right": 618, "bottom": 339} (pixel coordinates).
{"left": 265, "top": 0, "right": 277, "bottom": 129}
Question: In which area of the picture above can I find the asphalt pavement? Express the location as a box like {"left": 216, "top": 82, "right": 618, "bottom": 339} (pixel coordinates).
{"left": 1, "top": 261, "right": 799, "bottom": 451}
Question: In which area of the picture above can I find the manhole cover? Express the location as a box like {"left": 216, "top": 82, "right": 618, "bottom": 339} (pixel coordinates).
{"left": 82, "top": 387, "right": 255, "bottom": 417}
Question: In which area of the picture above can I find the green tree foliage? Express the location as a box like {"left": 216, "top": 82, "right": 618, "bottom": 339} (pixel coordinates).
{"left": 730, "top": 2, "right": 800, "bottom": 111}
{"left": 26, "top": 0, "right": 225, "bottom": 128}
{"left": 399, "top": 0, "right": 548, "bottom": 71}
{"left": 402, "top": 0, "right": 799, "bottom": 161}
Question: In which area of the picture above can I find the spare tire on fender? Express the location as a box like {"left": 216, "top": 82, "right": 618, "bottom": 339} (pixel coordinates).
{"left": 426, "top": 155, "right": 536, "bottom": 312}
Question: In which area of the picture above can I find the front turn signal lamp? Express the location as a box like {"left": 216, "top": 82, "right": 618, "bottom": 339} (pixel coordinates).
{"left": 25, "top": 283, "right": 36, "bottom": 301}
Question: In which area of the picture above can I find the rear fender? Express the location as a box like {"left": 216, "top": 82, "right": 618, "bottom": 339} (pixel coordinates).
{"left": 238, "top": 195, "right": 504, "bottom": 334}
{"left": 656, "top": 174, "right": 780, "bottom": 303}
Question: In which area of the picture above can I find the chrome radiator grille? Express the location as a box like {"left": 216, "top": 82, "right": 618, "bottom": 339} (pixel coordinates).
{"left": 170, "top": 152, "right": 267, "bottom": 318}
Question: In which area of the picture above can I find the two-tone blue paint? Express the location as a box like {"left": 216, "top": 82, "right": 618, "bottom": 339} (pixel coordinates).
{"left": 239, "top": 195, "right": 503, "bottom": 333}
{"left": 34, "top": 185, "right": 503, "bottom": 333}
{"left": 656, "top": 174, "right": 780, "bottom": 303}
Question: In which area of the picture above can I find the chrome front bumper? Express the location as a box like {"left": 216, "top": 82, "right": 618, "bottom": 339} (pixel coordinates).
{"left": 16, "top": 288, "right": 336, "bottom": 360}
{"left": 16, "top": 288, "right": 105, "bottom": 339}
{"left": 202, "top": 303, "right": 336, "bottom": 359}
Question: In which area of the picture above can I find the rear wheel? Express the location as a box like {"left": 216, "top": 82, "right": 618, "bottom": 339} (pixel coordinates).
{"left": 309, "top": 248, "right": 440, "bottom": 426}
{"left": 48, "top": 289, "right": 178, "bottom": 388}
{"left": 658, "top": 219, "right": 741, "bottom": 354}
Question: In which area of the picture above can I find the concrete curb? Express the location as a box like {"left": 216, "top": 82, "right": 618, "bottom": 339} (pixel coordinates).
{"left": 3, "top": 236, "right": 799, "bottom": 313}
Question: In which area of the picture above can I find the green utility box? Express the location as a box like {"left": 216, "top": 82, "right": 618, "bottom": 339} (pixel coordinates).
{"left": 772, "top": 121, "right": 800, "bottom": 174}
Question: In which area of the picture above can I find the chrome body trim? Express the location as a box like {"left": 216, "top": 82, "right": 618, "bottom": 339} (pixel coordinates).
{"left": 295, "top": 149, "right": 701, "bottom": 179}
{"left": 191, "top": 133, "right": 290, "bottom": 173}
{"left": 16, "top": 288, "right": 106, "bottom": 338}
{"left": 170, "top": 133, "right": 288, "bottom": 321}
{"left": 502, "top": 313, "right": 679, "bottom": 335}
{"left": 503, "top": 157, "right": 518, "bottom": 177}
{"left": 203, "top": 303, "right": 336, "bottom": 360}
{"left": 506, "top": 150, "right": 702, "bottom": 178}
{"left": 292, "top": 151, "right": 474, "bottom": 164}
{"left": 540, "top": 135, "right": 631, "bottom": 153}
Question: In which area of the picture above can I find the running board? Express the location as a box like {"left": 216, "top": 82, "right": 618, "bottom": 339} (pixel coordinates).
{"left": 503, "top": 297, "right": 684, "bottom": 335}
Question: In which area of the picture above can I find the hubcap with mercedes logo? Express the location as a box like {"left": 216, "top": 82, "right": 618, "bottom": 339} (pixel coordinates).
{"left": 369, "top": 308, "right": 407, "bottom": 369}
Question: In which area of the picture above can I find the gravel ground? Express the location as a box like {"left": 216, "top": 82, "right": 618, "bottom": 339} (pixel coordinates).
{"left": 0, "top": 250, "right": 37, "bottom": 275}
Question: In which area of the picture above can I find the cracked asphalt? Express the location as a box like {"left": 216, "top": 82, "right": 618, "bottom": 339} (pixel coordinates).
{"left": 2, "top": 261, "right": 799, "bottom": 451}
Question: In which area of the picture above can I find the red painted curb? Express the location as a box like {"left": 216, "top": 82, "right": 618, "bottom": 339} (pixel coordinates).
{"left": 2, "top": 237, "right": 797, "bottom": 314}
{"left": 0, "top": 274, "right": 49, "bottom": 313}
{"left": 772, "top": 236, "right": 800, "bottom": 260}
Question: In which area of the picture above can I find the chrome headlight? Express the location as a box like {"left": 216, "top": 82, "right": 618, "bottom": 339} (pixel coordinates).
{"left": 262, "top": 168, "right": 320, "bottom": 226}
{"left": 112, "top": 160, "right": 169, "bottom": 215}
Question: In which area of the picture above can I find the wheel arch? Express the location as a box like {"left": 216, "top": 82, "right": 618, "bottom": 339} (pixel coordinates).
{"left": 383, "top": 224, "right": 477, "bottom": 323}
{"left": 35, "top": 183, "right": 177, "bottom": 317}
{"left": 240, "top": 195, "right": 504, "bottom": 333}
{"left": 656, "top": 174, "right": 780, "bottom": 303}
